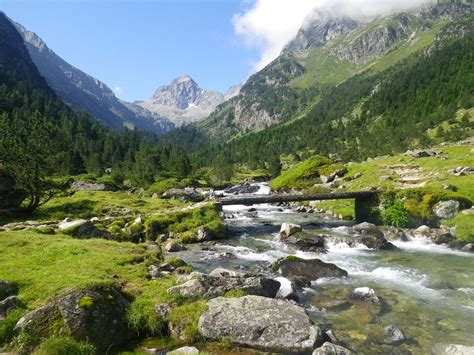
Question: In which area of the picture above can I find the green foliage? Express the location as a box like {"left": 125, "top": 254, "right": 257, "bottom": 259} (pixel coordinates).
{"left": 383, "top": 200, "right": 409, "bottom": 228}
{"left": 78, "top": 296, "right": 94, "bottom": 310}
{"left": 35, "top": 336, "right": 96, "bottom": 355}
{"left": 168, "top": 300, "right": 207, "bottom": 343}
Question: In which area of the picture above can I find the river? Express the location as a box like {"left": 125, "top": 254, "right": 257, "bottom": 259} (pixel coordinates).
{"left": 172, "top": 183, "right": 474, "bottom": 354}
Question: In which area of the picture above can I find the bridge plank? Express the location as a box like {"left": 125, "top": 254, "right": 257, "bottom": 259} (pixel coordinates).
{"left": 218, "top": 190, "right": 380, "bottom": 206}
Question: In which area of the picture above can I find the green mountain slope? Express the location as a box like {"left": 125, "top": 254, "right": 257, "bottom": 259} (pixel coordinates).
{"left": 196, "top": 1, "right": 472, "bottom": 144}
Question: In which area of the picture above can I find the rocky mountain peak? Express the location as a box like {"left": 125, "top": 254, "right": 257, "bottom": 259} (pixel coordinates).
{"left": 284, "top": 12, "right": 360, "bottom": 53}
{"left": 139, "top": 76, "right": 226, "bottom": 126}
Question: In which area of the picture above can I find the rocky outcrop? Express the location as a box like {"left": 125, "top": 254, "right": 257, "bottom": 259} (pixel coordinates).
{"left": 198, "top": 295, "right": 322, "bottom": 352}
{"left": 313, "top": 342, "right": 353, "bottom": 355}
{"left": 167, "top": 274, "right": 280, "bottom": 299}
{"left": 71, "top": 181, "right": 117, "bottom": 192}
{"left": 14, "top": 287, "right": 132, "bottom": 350}
{"left": 272, "top": 256, "right": 347, "bottom": 288}
{"left": 58, "top": 219, "right": 109, "bottom": 239}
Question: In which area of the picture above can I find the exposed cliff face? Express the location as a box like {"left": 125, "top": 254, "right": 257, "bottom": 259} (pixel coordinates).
{"left": 14, "top": 21, "right": 174, "bottom": 134}
{"left": 138, "top": 75, "right": 225, "bottom": 127}
{"left": 198, "top": 1, "right": 472, "bottom": 142}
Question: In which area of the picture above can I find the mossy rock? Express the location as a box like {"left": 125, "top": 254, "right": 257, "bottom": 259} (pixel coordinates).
{"left": 14, "top": 286, "right": 133, "bottom": 351}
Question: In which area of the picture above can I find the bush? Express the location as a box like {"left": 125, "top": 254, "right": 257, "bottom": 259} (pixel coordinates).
{"left": 383, "top": 200, "right": 409, "bottom": 228}
{"left": 126, "top": 298, "right": 166, "bottom": 337}
{"left": 36, "top": 336, "right": 96, "bottom": 355}
{"left": 0, "top": 308, "right": 24, "bottom": 345}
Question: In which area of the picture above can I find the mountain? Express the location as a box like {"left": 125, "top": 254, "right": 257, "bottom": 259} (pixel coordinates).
{"left": 197, "top": 1, "right": 472, "bottom": 142}
{"left": 137, "top": 75, "right": 226, "bottom": 127}
{"left": 13, "top": 20, "right": 174, "bottom": 134}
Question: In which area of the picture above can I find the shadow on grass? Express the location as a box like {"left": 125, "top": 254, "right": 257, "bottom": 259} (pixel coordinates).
{"left": 37, "top": 199, "right": 98, "bottom": 220}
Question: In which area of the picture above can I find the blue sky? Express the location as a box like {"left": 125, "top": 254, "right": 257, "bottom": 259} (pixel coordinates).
{"left": 0, "top": 0, "right": 260, "bottom": 101}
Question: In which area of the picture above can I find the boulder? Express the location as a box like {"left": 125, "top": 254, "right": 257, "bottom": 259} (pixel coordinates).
{"left": 196, "top": 226, "right": 212, "bottom": 242}
{"left": 58, "top": 219, "right": 109, "bottom": 239}
{"left": 198, "top": 296, "right": 322, "bottom": 352}
{"left": 162, "top": 188, "right": 204, "bottom": 202}
{"left": 384, "top": 227, "right": 410, "bottom": 242}
{"left": 433, "top": 200, "right": 460, "bottom": 220}
{"left": 353, "top": 222, "right": 385, "bottom": 239}
{"left": 0, "top": 280, "right": 17, "bottom": 300}
{"left": 272, "top": 257, "right": 348, "bottom": 288}
{"left": 164, "top": 242, "right": 187, "bottom": 252}
{"left": 384, "top": 324, "right": 406, "bottom": 344}
{"left": 432, "top": 344, "right": 474, "bottom": 355}
{"left": 404, "top": 149, "right": 438, "bottom": 158}
{"left": 71, "top": 181, "right": 117, "bottom": 192}
{"left": 313, "top": 342, "right": 353, "bottom": 354}
{"left": 279, "top": 223, "right": 302, "bottom": 238}
{"left": 0, "top": 295, "right": 20, "bottom": 320}
{"left": 154, "top": 303, "right": 171, "bottom": 323}
{"left": 167, "top": 274, "right": 280, "bottom": 299}
{"left": 275, "top": 277, "right": 298, "bottom": 301}
{"left": 349, "top": 287, "right": 381, "bottom": 306}
{"left": 14, "top": 287, "right": 132, "bottom": 350}
{"left": 279, "top": 231, "right": 326, "bottom": 252}
{"left": 431, "top": 229, "right": 455, "bottom": 245}
{"left": 352, "top": 222, "right": 396, "bottom": 250}
{"left": 461, "top": 243, "right": 474, "bottom": 252}
{"left": 168, "top": 346, "right": 200, "bottom": 355}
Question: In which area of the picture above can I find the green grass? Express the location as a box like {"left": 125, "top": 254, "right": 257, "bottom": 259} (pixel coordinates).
{"left": 168, "top": 300, "right": 207, "bottom": 343}
{"left": 270, "top": 155, "right": 331, "bottom": 191}
{"left": 0, "top": 191, "right": 185, "bottom": 226}
{"left": 444, "top": 213, "right": 474, "bottom": 243}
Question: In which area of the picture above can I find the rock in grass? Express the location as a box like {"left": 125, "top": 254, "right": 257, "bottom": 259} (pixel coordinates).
{"left": 272, "top": 256, "right": 347, "bottom": 288}
{"left": 0, "top": 295, "right": 20, "bottom": 320}
{"left": 71, "top": 181, "right": 117, "bottom": 192}
{"left": 58, "top": 219, "right": 109, "bottom": 239}
{"left": 279, "top": 223, "right": 302, "bottom": 238}
{"left": 199, "top": 295, "right": 322, "bottom": 353}
{"left": 313, "top": 342, "right": 353, "bottom": 354}
{"left": 433, "top": 200, "right": 460, "bottom": 220}
{"left": 384, "top": 324, "right": 406, "bottom": 344}
{"left": 167, "top": 274, "right": 280, "bottom": 299}
{"left": 14, "top": 286, "right": 132, "bottom": 350}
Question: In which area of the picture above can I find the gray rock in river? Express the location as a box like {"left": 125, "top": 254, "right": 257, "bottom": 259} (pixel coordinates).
{"left": 199, "top": 295, "right": 322, "bottom": 352}
{"left": 384, "top": 324, "right": 406, "bottom": 344}
{"left": 272, "top": 256, "right": 348, "bottom": 288}
{"left": 164, "top": 242, "right": 187, "bottom": 252}
{"left": 349, "top": 287, "right": 381, "bottom": 306}
{"left": 167, "top": 274, "right": 280, "bottom": 299}
{"left": 461, "top": 243, "right": 474, "bottom": 252}
{"left": 279, "top": 222, "right": 302, "bottom": 238}
{"left": 313, "top": 342, "right": 353, "bottom": 354}
{"left": 279, "top": 231, "right": 326, "bottom": 253}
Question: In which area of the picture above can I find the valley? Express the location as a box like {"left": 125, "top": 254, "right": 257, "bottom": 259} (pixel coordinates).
{"left": 0, "top": 0, "right": 473, "bottom": 354}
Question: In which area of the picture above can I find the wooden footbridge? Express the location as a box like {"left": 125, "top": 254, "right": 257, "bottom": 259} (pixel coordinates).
{"left": 216, "top": 190, "right": 382, "bottom": 223}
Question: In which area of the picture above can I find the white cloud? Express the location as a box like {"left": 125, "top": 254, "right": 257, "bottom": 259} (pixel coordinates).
{"left": 234, "top": 0, "right": 433, "bottom": 71}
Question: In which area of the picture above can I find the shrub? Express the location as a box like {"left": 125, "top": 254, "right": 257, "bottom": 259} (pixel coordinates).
{"left": 78, "top": 296, "right": 94, "bottom": 310}
{"left": 35, "top": 336, "right": 96, "bottom": 355}
{"left": 145, "top": 216, "right": 176, "bottom": 240}
{"left": 0, "top": 308, "right": 24, "bottom": 345}
{"left": 383, "top": 200, "right": 409, "bottom": 228}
